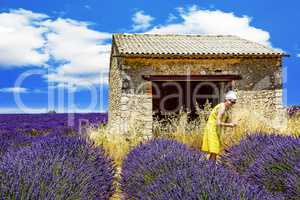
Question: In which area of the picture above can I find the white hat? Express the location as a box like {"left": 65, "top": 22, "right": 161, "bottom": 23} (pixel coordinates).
{"left": 225, "top": 90, "right": 237, "bottom": 100}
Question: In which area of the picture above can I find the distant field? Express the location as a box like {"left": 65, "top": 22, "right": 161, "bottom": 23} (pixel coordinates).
{"left": 0, "top": 113, "right": 108, "bottom": 135}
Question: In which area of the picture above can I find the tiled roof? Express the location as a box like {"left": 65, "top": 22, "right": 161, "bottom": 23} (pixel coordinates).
{"left": 113, "top": 34, "right": 286, "bottom": 57}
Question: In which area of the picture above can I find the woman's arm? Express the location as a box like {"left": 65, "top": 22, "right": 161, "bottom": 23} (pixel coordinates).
{"left": 216, "top": 106, "right": 236, "bottom": 128}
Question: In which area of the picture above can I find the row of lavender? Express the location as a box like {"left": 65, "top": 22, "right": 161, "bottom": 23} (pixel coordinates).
{"left": 0, "top": 113, "right": 107, "bottom": 157}
{"left": 0, "top": 136, "right": 115, "bottom": 199}
{"left": 121, "top": 135, "right": 300, "bottom": 200}
{"left": 0, "top": 113, "right": 116, "bottom": 199}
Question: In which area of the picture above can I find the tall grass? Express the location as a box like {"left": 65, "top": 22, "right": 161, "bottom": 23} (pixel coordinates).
{"left": 89, "top": 103, "right": 300, "bottom": 169}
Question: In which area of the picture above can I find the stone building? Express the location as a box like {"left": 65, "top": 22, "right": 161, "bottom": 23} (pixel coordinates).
{"left": 108, "top": 34, "right": 287, "bottom": 135}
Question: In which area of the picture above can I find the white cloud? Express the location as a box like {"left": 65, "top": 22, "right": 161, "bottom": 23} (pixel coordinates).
{"left": 42, "top": 18, "right": 111, "bottom": 86}
{"left": 0, "top": 87, "right": 48, "bottom": 93}
{"left": 0, "top": 9, "right": 49, "bottom": 67}
{"left": 32, "top": 88, "right": 45, "bottom": 93}
{"left": 0, "top": 9, "right": 112, "bottom": 87}
{"left": 297, "top": 54, "right": 300, "bottom": 58}
{"left": 0, "top": 87, "right": 28, "bottom": 93}
{"left": 84, "top": 5, "right": 91, "bottom": 9}
{"left": 167, "top": 13, "right": 178, "bottom": 23}
{"left": 0, "top": 107, "right": 47, "bottom": 114}
{"left": 132, "top": 11, "right": 154, "bottom": 31}
{"left": 45, "top": 72, "right": 108, "bottom": 87}
{"left": 43, "top": 18, "right": 111, "bottom": 75}
{"left": 148, "top": 6, "right": 271, "bottom": 46}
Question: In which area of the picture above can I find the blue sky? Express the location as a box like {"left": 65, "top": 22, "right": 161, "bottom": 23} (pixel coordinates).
{"left": 0, "top": 0, "right": 299, "bottom": 113}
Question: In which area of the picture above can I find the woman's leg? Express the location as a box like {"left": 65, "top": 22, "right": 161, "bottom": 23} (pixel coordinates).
{"left": 209, "top": 153, "right": 217, "bottom": 161}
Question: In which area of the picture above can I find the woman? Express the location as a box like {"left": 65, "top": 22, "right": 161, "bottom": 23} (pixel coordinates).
{"left": 201, "top": 90, "right": 238, "bottom": 161}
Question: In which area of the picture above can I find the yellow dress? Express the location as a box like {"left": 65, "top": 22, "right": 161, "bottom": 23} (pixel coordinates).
{"left": 201, "top": 103, "right": 229, "bottom": 155}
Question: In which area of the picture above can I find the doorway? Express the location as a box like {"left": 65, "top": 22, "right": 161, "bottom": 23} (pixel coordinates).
{"left": 152, "top": 81, "right": 227, "bottom": 120}
{"left": 142, "top": 74, "right": 241, "bottom": 121}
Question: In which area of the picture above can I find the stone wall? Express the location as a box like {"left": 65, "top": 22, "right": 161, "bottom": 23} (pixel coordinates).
{"left": 108, "top": 56, "right": 284, "bottom": 135}
{"left": 122, "top": 57, "right": 282, "bottom": 93}
{"left": 118, "top": 94, "right": 152, "bottom": 136}
{"left": 107, "top": 47, "right": 123, "bottom": 133}
{"left": 236, "top": 89, "right": 284, "bottom": 117}
{"left": 237, "top": 89, "right": 283, "bottom": 109}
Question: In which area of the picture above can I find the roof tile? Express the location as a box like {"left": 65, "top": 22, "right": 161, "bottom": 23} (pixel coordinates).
{"left": 113, "top": 34, "right": 285, "bottom": 57}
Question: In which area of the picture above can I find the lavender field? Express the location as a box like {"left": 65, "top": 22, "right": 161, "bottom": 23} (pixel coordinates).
{"left": 1, "top": 113, "right": 300, "bottom": 199}
{"left": 0, "top": 113, "right": 108, "bottom": 157}
{"left": 0, "top": 113, "right": 108, "bottom": 135}
{"left": 0, "top": 113, "right": 115, "bottom": 199}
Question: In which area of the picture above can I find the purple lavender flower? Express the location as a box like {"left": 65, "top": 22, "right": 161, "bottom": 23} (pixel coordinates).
{"left": 244, "top": 137, "right": 300, "bottom": 199}
{"left": 120, "top": 138, "right": 205, "bottom": 199}
{"left": 0, "top": 113, "right": 107, "bottom": 137}
{"left": 286, "top": 106, "right": 300, "bottom": 117}
{"left": 0, "top": 136, "right": 115, "bottom": 200}
{"left": 221, "top": 133, "right": 294, "bottom": 175}
{"left": 144, "top": 161, "right": 283, "bottom": 200}
{"left": 121, "top": 138, "right": 283, "bottom": 200}
{"left": 0, "top": 130, "right": 32, "bottom": 159}
{"left": 0, "top": 113, "right": 107, "bottom": 158}
{"left": 284, "top": 162, "right": 300, "bottom": 199}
